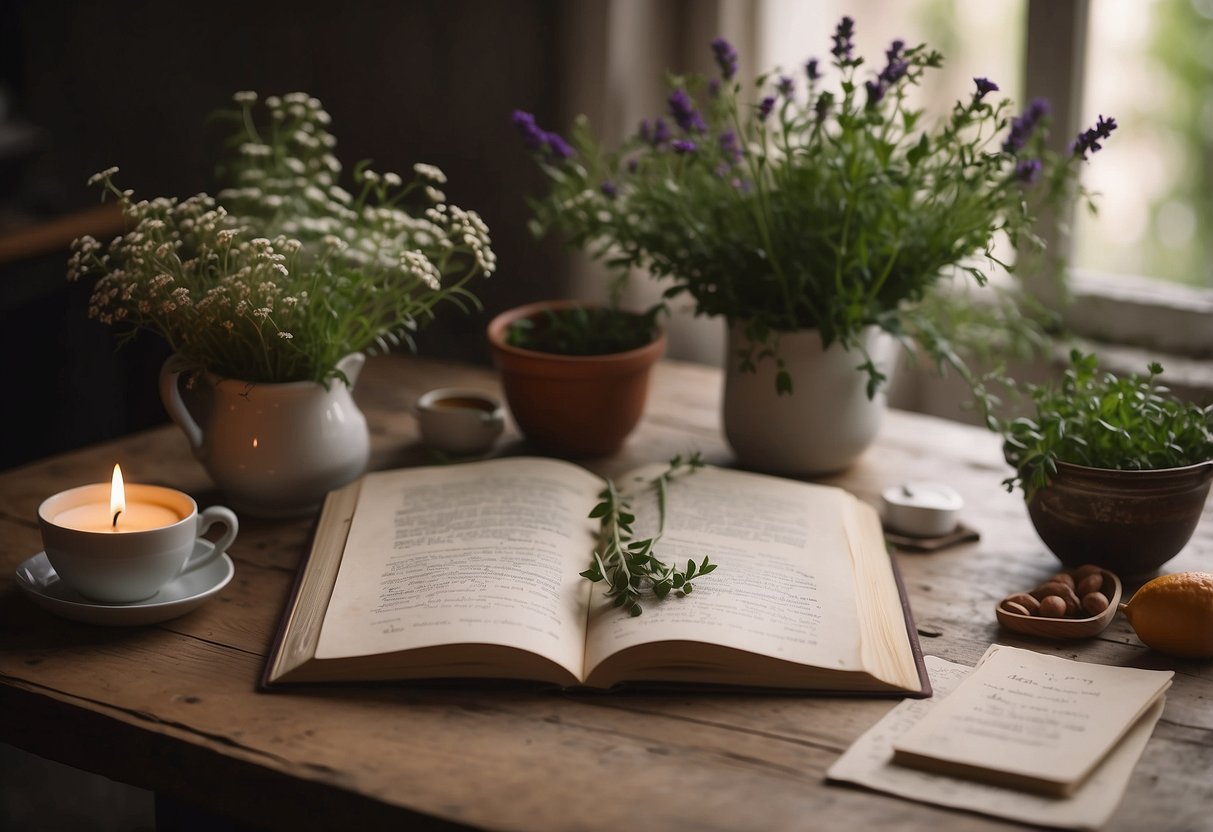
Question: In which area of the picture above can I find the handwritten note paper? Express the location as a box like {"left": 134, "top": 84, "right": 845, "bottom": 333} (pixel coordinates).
{"left": 891, "top": 646, "right": 1172, "bottom": 796}
{"left": 827, "top": 652, "right": 1168, "bottom": 830}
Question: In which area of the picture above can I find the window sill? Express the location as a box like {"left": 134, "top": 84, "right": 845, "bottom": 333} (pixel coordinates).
{"left": 1066, "top": 270, "right": 1213, "bottom": 358}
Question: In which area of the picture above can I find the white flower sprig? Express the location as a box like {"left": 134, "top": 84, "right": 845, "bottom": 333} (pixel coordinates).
{"left": 69, "top": 90, "right": 495, "bottom": 385}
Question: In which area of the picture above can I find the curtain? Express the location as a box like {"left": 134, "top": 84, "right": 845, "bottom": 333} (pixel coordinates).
{"left": 556, "top": 0, "right": 757, "bottom": 363}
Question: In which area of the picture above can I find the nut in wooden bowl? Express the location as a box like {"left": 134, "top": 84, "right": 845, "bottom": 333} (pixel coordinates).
{"left": 996, "top": 566, "right": 1123, "bottom": 639}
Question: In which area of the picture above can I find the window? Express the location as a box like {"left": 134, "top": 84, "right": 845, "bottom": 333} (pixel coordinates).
{"left": 1075, "top": 0, "right": 1213, "bottom": 290}
{"left": 571, "top": 1, "right": 1213, "bottom": 389}
{"left": 759, "top": 0, "right": 1213, "bottom": 368}
{"left": 1027, "top": 0, "right": 1213, "bottom": 360}
{"left": 760, "top": 0, "right": 1025, "bottom": 117}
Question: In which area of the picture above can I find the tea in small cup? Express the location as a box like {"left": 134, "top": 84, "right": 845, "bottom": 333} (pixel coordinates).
{"left": 38, "top": 483, "right": 238, "bottom": 603}
{"left": 416, "top": 388, "right": 505, "bottom": 455}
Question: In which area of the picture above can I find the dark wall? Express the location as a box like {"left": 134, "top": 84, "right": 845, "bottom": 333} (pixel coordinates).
{"left": 0, "top": 0, "right": 571, "bottom": 469}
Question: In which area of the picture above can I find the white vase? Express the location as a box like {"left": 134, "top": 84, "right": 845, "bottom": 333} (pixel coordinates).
{"left": 722, "top": 324, "right": 895, "bottom": 476}
{"left": 159, "top": 353, "right": 371, "bottom": 518}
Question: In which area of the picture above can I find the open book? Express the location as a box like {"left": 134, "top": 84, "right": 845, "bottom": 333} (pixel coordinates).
{"left": 263, "top": 457, "right": 929, "bottom": 695}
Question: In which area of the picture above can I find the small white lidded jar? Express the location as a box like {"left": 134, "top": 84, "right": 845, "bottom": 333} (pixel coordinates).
{"left": 881, "top": 481, "right": 964, "bottom": 538}
{"left": 416, "top": 388, "right": 505, "bottom": 456}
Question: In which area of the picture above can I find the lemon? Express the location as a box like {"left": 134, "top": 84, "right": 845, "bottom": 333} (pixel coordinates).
{"left": 1120, "top": 571, "right": 1213, "bottom": 659}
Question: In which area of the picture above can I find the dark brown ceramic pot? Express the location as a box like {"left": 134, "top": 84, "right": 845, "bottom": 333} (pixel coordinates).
{"left": 486, "top": 301, "right": 665, "bottom": 457}
{"left": 1026, "top": 460, "right": 1213, "bottom": 576}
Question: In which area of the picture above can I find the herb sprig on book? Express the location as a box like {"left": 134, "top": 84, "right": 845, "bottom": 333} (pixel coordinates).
{"left": 582, "top": 453, "right": 716, "bottom": 616}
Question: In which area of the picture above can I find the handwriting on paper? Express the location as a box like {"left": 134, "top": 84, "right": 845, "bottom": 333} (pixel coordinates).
{"left": 891, "top": 645, "right": 1173, "bottom": 794}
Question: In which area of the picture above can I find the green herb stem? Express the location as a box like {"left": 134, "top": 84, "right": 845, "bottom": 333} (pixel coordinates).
{"left": 580, "top": 453, "right": 716, "bottom": 617}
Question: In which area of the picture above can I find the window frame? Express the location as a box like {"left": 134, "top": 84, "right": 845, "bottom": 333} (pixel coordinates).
{"left": 1025, "top": 0, "right": 1213, "bottom": 360}
{"left": 569, "top": 0, "right": 1213, "bottom": 372}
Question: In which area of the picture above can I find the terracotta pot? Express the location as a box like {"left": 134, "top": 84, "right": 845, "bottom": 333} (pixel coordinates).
{"left": 486, "top": 300, "right": 665, "bottom": 457}
{"left": 1026, "top": 460, "right": 1213, "bottom": 576}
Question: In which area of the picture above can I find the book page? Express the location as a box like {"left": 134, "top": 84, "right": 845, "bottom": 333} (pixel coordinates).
{"left": 583, "top": 465, "right": 867, "bottom": 685}
{"left": 845, "top": 497, "right": 923, "bottom": 691}
{"left": 313, "top": 457, "right": 603, "bottom": 681}
{"left": 891, "top": 644, "right": 1173, "bottom": 795}
{"left": 828, "top": 654, "right": 1166, "bottom": 830}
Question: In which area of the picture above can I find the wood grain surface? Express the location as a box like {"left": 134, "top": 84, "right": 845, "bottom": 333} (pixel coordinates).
{"left": 1, "top": 356, "right": 1210, "bottom": 831}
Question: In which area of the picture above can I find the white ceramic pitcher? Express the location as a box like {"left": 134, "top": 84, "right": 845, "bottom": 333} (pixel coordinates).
{"left": 159, "top": 353, "right": 370, "bottom": 517}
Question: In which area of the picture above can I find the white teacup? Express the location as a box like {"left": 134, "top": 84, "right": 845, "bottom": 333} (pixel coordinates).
{"left": 38, "top": 483, "right": 238, "bottom": 604}
{"left": 416, "top": 388, "right": 505, "bottom": 455}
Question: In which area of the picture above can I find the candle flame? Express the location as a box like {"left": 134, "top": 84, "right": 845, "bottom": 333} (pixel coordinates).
{"left": 110, "top": 464, "right": 126, "bottom": 527}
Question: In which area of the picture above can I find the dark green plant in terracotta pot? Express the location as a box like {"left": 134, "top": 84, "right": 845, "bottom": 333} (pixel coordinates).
{"left": 1001, "top": 350, "right": 1213, "bottom": 575}
{"left": 486, "top": 300, "right": 665, "bottom": 457}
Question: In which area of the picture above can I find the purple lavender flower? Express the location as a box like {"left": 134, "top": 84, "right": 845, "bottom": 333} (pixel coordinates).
{"left": 668, "top": 89, "right": 707, "bottom": 133}
{"left": 805, "top": 58, "right": 821, "bottom": 82}
{"left": 1002, "top": 98, "right": 1050, "bottom": 154}
{"left": 757, "top": 96, "right": 776, "bottom": 122}
{"left": 600, "top": 181, "right": 618, "bottom": 199}
{"left": 1071, "top": 114, "right": 1117, "bottom": 159}
{"left": 973, "top": 77, "right": 999, "bottom": 101}
{"left": 777, "top": 75, "right": 795, "bottom": 97}
{"left": 879, "top": 61, "right": 908, "bottom": 87}
{"left": 627, "top": 158, "right": 638, "bottom": 173}
{"left": 512, "top": 110, "right": 575, "bottom": 159}
{"left": 1014, "top": 158, "right": 1041, "bottom": 184}
{"left": 708, "top": 79, "right": 721, "bottom": 98}
{"left": 877, "top": 39, "right": 908, "bottom": 86}
{"left": 545, "top": 131, "right": 574, "bottom": 159}
{"left": 672, "top": 139, "right": 697, "bottom": 155}
{"left": 831, "top": 16, "right": 855, "bottom": 62}
{"left": 652, "top": 117, "right": 671, "bottom": 145}
{"left": 711, "top": 37, "right": 738, "bottom": 80}
{"left": 865, "top": 79, "right": 885, "bottom": 107}
{"left": 639, "top": 117, "right": 671, "bottom": 146}
{"left": 512, "top": 110, "right": 545, "bottom": 151}
{"left": 719, "top": 130, "right": 743, "bottom": 164}
{"left": 862, "top": 39, "right": 909, "bottom": 107}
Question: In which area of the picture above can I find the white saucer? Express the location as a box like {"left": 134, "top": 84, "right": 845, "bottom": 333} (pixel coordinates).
{"left": 14, "top": 540, "right": 234, "bottom": 626}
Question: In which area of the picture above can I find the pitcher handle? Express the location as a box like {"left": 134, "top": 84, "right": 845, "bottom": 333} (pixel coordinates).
{"left": 159, "top": 355, "right": 205, "bottom": 451}
{"left": 335, "top": 352, "right": 366, "bottom": 387}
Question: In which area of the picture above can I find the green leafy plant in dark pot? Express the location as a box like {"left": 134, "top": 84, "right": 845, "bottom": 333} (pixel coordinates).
{"left": 1001, "top": 350, "right": 1213, "bottom": 575}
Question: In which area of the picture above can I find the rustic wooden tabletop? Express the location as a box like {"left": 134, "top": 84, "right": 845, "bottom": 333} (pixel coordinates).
{"left": 1, "top": 355, "right": 1209, "bottom": 831}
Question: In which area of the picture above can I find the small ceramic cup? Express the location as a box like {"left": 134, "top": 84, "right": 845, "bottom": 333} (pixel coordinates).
{"left": 38, "top": 483, "right": 239, "bottom": 603}
{"left": 416, "top": 388, "right": 505, "bottom": 456}
{"left": 881, "top": 481, "right": 963, "bottom": 538}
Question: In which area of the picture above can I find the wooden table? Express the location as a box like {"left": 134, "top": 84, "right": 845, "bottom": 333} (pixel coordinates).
{"left": 2, "top": 356, "right": 1210, "bottom": 831}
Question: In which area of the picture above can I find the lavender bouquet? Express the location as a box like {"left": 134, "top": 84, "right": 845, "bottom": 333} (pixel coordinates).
{"left": 515, "top": 17, "right": 1114, "bottom": 394}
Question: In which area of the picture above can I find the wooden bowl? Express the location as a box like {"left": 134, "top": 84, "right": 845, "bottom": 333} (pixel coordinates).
{"left": 996, "top": 568, "right": 1122, "bottom": 639}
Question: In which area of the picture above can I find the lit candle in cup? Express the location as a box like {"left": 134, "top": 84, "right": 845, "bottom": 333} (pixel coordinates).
{"left": 50, "top": 465, "right": 183, "bottom": 533}
{"left": 38, "top": 469, "right": 239, "bottom": 603}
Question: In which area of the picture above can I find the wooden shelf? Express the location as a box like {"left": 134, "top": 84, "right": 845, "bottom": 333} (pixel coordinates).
{"left": 0, "top": 202, "right": 124, "bottom": 265}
